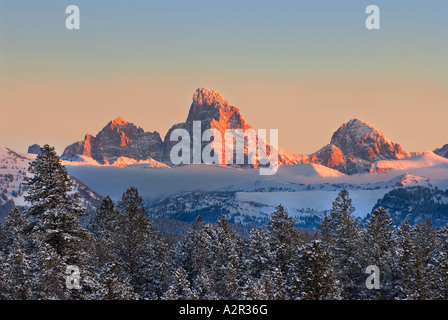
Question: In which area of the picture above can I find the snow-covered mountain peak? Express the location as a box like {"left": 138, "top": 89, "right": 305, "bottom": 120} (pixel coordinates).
{"left": 331, "top": 118, "right": 389, "bottom": 148}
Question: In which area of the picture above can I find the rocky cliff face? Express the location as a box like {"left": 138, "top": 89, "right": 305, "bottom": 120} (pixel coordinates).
{"left": 162, "top": 88, "right": 255, "bottom": 165}
{"left": 27, "top": 144, "right": 42, "bottom": 155}
{"left": 162, "top": 88, "right": 301, "bottom": 167}
{"left": 305, "top": 119, "right": 411, "bottom": 174}
{"left": 62, "top": 116, "right": 163, "bottom": 165}
{"left": 434, "top": 144, "right": 448, "bottom": 159}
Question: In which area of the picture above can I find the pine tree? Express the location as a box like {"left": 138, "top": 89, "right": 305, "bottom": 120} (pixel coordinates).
{"left": 23, "top": 144, "right": 97, "bottom": 299}
{"left": 89, "top": 196, "right": 118, "bottom": 244}
{"left": 246, "top": 227, "right": 274, "bottom": 280}
{"left": 363, "top": 207, "right": 396, "bottom": 300}
{"left": 395, "top": 219, "right": 436, "bottom": 300}
{"left": 296, "top": 240, "right": 340, "bottom": 300}
{"left": 0, "top": 252, "right": 7, "bottom": 299}
{"left": 88, "top": 196, "right": 121, "bottom": 284}
{"left": 173, "top": 216, "right": 213, "bottom": 283}
{"left": 163, "top": 267, "right": 198, "bottom": 300}
{"left": 258, "top": 267, "right": 287, "bottom": 300}
{"left": 97, "top": 263, "right": 137, "bottom": 300}
{"left": 395, "top": 219, "right": 414, "bottom": 299}
{"left": 211, "top": 215, "right": 240, "bottom": 299}
{"left": 323, "top": 189, "right": 364, "bottom": 300}
{"left": 241, "top": 277, "right": 268, "bottom": 300}
{"left": 114, "top": 187, "right": 168, "bottom": 299}
{"left": 192, "top": 269, "right": 218, "bottom": 300}
{"left": 2, "top": 240, "right": 32, "bottom": 300}
{"left": 34, "top": 242, "right": 67, "bottom": 299}
{"left": 268, "top": 204, "right": 302, "bottom": 297}
{"left": 3, "top": 208, "right": 27, "bottom": 251}
{"left": 408, "top": 220, "right": 437, "bottom": 300}
{"left": 430, "top": 226, "right": 448, "bottom": 299}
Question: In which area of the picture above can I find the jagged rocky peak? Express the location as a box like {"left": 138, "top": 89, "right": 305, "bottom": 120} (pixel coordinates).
{"left": 304, "top": 118, "right": 411, "bottom": 175}
{"left": 434, "top": 144, "right": 448, "bottom": 159}
{"left": 331, "top": 118, "right": 378, "bottom": 146}
{"left": 186, "top": 88, "right": 250, "bottom": 130}
{"left": 192, "top": 88, "right": 228, "bottom": 107}
{"left": 108, "top": 116, "right": 129, "bottom": 129}
{"left": 62, "top": 116, "right": 163, "bottom": 164}
{"left": 330, "top": 118, "right": 410, "bottom": 161}
{"left": 27, "top": 144, "right": 42, "bottom": 155}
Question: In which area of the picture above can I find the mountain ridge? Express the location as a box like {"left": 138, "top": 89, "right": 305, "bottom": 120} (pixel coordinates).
{"left": 60, "top": 88, "right": 430, "bottom": 175}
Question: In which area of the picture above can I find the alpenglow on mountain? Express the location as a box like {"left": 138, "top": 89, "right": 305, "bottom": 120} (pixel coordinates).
{"left": 62, "top": 88, "right": 304, "bottom": 168}
{"left": 301, "top": 119, "right": 412, "bottom": 174}
{"left": 62, "top": 88, "right": 416, "bottom": 174}
{"left": 62, "top": 116, "right": 164, "bottom": 165}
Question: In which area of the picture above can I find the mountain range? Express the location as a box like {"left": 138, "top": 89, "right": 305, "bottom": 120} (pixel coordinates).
{"left": 2, "top": 87, "right": 448, "bottom": 230}
{"left": 60, "top": 87, "right": 448, "bottom": 175}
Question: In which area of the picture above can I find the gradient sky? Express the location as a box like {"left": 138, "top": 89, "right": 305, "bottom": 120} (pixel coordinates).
{"left": 1, "top": 0, "right": 447, "bottom": 155}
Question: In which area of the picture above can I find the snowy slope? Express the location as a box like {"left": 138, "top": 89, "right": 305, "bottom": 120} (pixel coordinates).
{"left": 0, "top": 145, "right": 103, "bottom": 220}
{"left": 371, "top": 151, "right": 448, "bottom": 173}
{"left": 0, "top": 146, "right": 35, "bottom": 207}
{"left": 61, "top": 154, "right": 171, "bottom": 169}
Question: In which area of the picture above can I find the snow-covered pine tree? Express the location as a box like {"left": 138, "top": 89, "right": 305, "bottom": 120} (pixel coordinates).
{"left": 408, "top": 219, "right": 437, "bottom": 300}
{"left": 0, "top": 252, "right": 6, "bottom": 299}
{"left": 114, "top": 187, "right": 168, "bottom": 299}
{"left": 89, "top": 196, "right": 118, "bottom": 244}
{"left": 362, "top": 207, "right": 396, "bottom": 300}
{"left": 173, "top": 216, "right": 213, "bottom": 282}
{"left": 34, "top": 242, "right": 67, "bottom": 299}
{"left": 241, "top": 277, "right": 268, "bottom": 300}
{"left": 245, "top": 227, "right": 274, "bottom": 280}
{"left": 296, "top": 240, "right": 340, "bottom": 300}
{"left": 88, "top": 196, "right": 121, "bottom": 275}
{"left": 430, "top": 226, "right": 448, "bottom": 299}
{"left": 23, "top": 144, "right": 97, "bottom": 299}
{"left": 268, "top": 204, "right": 302, "bottom": 298}
{"left": 96, "top": 262, "right": 137, "bottom": 300}
{"left": 258, "top": 267, "right": 287, "bottom": 300}
{"left": 318, "top": 214, "right": 333, "bottom": 249}
{"left": 2, "top": 240, "right": 32, "bottom": 300}
{"left": 395, "top": 219, "right": 437, "bottom": 300}
{"left": 211, "top": 215, "right": 240, "bottom": 300}
{"left": 192, "top": 268, "right": 218, "bottom": 300}
{"left": 163, "top": 267, "right": 198, "bottom": 300}
{"left": 324, "top": 189, "right": 364, "bottom": 300}
{"left": 3, "top": 208, "right": 27, "bottom": 252}
{"left": 395, "top": 219, "right": 414, "bottom": 299}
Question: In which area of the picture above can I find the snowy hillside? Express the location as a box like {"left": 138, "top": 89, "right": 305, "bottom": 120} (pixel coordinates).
{"left": 0, "top": 145, "right": 103, "bottom": 221}
{"left": 371, "top": 151, "right": 448, "bottom": 173}
{"left": 0, "top": 146, "right": 35, "bottom": 215}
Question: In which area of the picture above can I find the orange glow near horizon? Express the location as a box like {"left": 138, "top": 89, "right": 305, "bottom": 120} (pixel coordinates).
{"left": 1, "top": 75, "right": 447, "bottom": 156}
